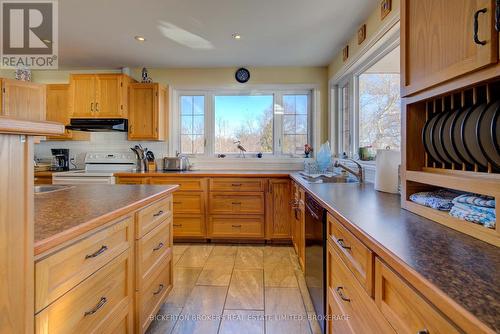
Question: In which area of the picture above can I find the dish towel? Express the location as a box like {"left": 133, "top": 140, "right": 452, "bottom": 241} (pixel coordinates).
{"left": 452, "top": 194, "right": 495, "bottom": 208}
{"left": 409, "top": 189, "right": 461, "bottom": 211}
{"left": 449, "top": 202, "right": 496, "bottom": 229}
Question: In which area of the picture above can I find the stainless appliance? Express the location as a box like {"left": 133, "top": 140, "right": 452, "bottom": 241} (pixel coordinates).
{"left": 66, "top": 118, "right": 128, "bottom": 132}
{"left": 305, "top": 193, "right": 326, "bottom": 333}
{"left": 50, "top": 149, "right": 70, "bottom": 171}
{"left": 163, "top": 156, "right": 189, "bottom": 171}
{"left": 53, "top": 152, "right": 136, "bottom": 184}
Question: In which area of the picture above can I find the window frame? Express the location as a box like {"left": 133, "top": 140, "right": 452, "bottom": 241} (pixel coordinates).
{"left": 173, "top": 87, "right": 314, "bottom": 158}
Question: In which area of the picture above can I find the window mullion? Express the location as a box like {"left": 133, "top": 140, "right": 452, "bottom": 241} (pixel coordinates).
{"left": 274, "top": 92, "right": 283, "bottom": 156}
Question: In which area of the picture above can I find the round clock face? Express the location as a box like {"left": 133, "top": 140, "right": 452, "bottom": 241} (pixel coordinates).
{"left": 235, "top": 68, "right": 250, "bottom": 83}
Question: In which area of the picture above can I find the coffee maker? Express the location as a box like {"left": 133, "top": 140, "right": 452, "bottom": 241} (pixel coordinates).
{"left": 51, "top": 149, "right": 70, "bottom": 171}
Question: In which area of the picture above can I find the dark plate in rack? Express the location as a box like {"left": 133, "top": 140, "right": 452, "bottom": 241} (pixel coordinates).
{"left": 463, "top": 103, "right": 489, "bottom": 168}
{"left": 451, "top": 106, "right": 476, "bottom": 166}
{"left": 478, "top": 100, "right": 500, "bottom": 168}
{"left": 432, "top": 110, "right": 453, "bottom": 164}
{"left": 422, "top": 112, "right": 442, "bottom": 164}
{"left": 442, "top": 108, "right": 463, "bottom": 165}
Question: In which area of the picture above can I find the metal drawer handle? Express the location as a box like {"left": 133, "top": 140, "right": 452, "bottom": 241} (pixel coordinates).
{"left": 153, "top": 210, "right": 164, "bottom": 217}
{"left": 232, "top": 202, "right": 241, "bottom": 205}
{"left": 336, "top": 287, "right": 351, "bottom": 302}
{"left": 85, "top": 245, "right": 108, "bottom": 259}
{"left": 231, "top": 183, "right": 242, "bottom": 186}
{"left": 84, "top": 297, "right": 107, "bottom": 316}
{"left": 95, "top": 102, "right": 99, "bottom": 112}
{"left": 337, "top": 238, "right": 351, "bottom": 250}
{"left": 173, "top": 224, "right": 182, "bottom": 227}
{"left": 232, "top": 224, "right": 242, "bottom": 228}
{"left": 173, "top": 201, "right": 182, "bottom": 204}
{"left": 153, "top": 242, "right": 164, "bottom": 251}
{"left": 473, "top": 8, "right": 488, "bottom": 45}
{"left": 417, "top": 330, "right": 429, "bottom": 334}
{"left": 90, "top": 102, "right": 94, "bottom": 111}
{"left": 153, "top": 284, "right": 164, "bottom": 295}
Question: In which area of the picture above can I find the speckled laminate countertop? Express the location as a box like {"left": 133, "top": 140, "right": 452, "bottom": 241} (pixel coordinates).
{"left": 290, "top": 173, "right": 499, "bottom": 333}
{"left": 34, "top": 184, "right": 178, "bottom": 256}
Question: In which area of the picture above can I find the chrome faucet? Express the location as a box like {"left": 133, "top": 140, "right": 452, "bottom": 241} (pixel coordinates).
{"left": 334, "top": 159, "right": 364, "bottom": 183}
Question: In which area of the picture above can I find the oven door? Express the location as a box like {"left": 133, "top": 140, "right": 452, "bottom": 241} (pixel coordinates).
{"left": 53, "top": 176, "right": 115, "bottom": 184}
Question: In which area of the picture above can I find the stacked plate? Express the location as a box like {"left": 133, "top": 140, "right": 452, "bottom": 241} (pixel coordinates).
{"left": 422, "top": 100, "right": 500, "bottom": 169}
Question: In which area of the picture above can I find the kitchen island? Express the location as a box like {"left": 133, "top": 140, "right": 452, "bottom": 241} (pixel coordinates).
{"left": 34, "top": 184, "right": 178, "bottom": 333}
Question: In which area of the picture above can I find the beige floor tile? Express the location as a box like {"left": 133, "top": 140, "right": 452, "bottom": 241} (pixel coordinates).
{"left": 171, "top": 286, "right": 227, "bottom": 334}
{"left": 265, "top": 287, "right": 311, "bottom": 334}
{"left": 307, "top": 311, "right": 323, "bottom": 334}
{"left": 225, "top": 269, "right": 264, "bottom": 310}
{"left": 173, "top": 244, "right": 190, "bottom": 255}
{"left": 196, "top": 264, "right": 233, "bottom": 286}
{"left": 264, "top": 249, "right": 293, "bottom": 267}
{"left": 219, "top": 310, "right": 265, "bottom": 334}
{"left": 176, "top": 244, "right": 213, "bottom": 267}
{"left": 173, "top": 253, "right": 181, "bottom": 266}
{"left": 174, "top": 267, "right": 202, "bottom": 287}
{"left": 295, "top": 269, "right": 315, "bottom": 312}
{"left": 205, "top": 254, "right": 236, "bottom": 266}
{"left": 146, "top": 304, "right": 182, "bottom": 334}
{"left": 264, "top": 263, "right": 298, "bottom": 287}
{"left": 165, "top": 285, "right": 193, "bottom": 308}
{"left": 235, "top": 246, "right": 264, "bottom": 269}
{"left": 210, "top": 245, "right": 238, "bottom": 256}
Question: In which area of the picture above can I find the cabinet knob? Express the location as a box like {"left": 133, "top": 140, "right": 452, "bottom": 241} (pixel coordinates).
{"left": 84, "top": 297, "right": 107, "bottom": 316}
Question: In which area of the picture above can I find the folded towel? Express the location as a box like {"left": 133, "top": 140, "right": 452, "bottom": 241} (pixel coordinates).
{"left": 409, "top": 189, "right": 461, "bottom": 211}
{"left": 449, "top": 205, "right": 496, "bottom": 229}
{"left": 451, "top": 201, "right": 496, "bottom": 216}
{"left": 452, "top": 194, "right": 495, "bottom": 208}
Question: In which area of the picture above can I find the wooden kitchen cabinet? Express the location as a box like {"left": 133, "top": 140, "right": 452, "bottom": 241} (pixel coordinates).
{"left": 0, "top": 78, "right": 46, "bottom": 121}
{"left": 128, "top": 83, "right": 168, "bottom": 141}
{"left": 70, "top": 74, "right": 132, "bottom": 119}
{"left": 291, "top": 181, "right": 305, "bottom": 271}
{"left": 45, "top": 84, "right": 90, "bottom": 141}
{"left": 266, "top": 178, "right": 292, "bottom": 240}
{"left": 401, "top": 0, "right": 499, "bottom": 96}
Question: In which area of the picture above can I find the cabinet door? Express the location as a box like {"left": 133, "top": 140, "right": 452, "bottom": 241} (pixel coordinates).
{"left": 46, "top": 84, "right": 72, "bottom": 139}
{"left": 95, "top": 74, "right": 124, "bottom": 118}
{"left": 70, "top": 75, "right": 95, "bottom": 118}
{"left": 128, "top": 83, "right": 157, "bottom": 140}
{"left": 1, "top": 79, "right": 46, "bottom": 121}
{"left": 268, "top": 179, "right": 291, "bottom": 239}
{"left": 402, "top": 0, "right": 498, "bottom": 96}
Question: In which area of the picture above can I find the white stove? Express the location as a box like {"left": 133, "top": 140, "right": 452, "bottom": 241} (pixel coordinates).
{"left": 52, "top": 152, "right": 136, "bottom": 184}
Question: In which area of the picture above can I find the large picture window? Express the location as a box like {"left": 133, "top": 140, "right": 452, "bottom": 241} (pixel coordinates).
{"left": 177, "top": 89, "right": 312, "bottom": 157}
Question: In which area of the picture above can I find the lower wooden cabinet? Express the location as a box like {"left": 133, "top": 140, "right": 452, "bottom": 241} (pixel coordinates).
{"left": 208, "top": 215, "right": 265, "bottom": 238}
{"left": 35, "top": 251, "right": 133, "bottom": 334}
{"left": 327, "top": 241, "right": 394, "bottom": 334}
{"left": 375, "top": 258, "right": 461, "bottom": 334}
{"left": 267, "top": 178, "right": 292, "bottom": 239}
{"left": 172, "top": 216, "right": 205, "bottom": 237}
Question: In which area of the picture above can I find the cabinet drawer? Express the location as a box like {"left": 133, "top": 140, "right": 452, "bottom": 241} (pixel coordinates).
{"left": 35, "top": 216, "right": 132, "bottom": 312}
{"left": 210, "top": 178, "right": 265, "bottom": 192}
{"left": 173, "top": 192, "right": 204, "bottom": 214}
{"left": 209, "top": 193, "right": 264, "bottom": 214}
{"left": 136, "top": 196, "right": 172, "bottom": 239}
{"left": 208, "top": 215, "right": 264, "bottom": 238}
{"left": 116, "top": 177, "right": 150, "bottom": 184}
{"left": 137, "top": 257, "right": 172, "bottom": 333}
{"left": 36, "top": 251, "right": 132, "bottom": 334}
{"left": 150, "top": 177, "right": 207, "bottom": 191}
{"left": 327, "top": 213, "right": 373, "bottom": 296}
{"left": 327, "top": 243, "right": 394, "bottom": 334}
{"left": 136, "top": 218, "right": 172, "bottom": 288}
{"left": 375, "top": 258, "right": 460, "bottom": 334}
{"left": 173, "top": 216, "right": 205, "bottom": 237}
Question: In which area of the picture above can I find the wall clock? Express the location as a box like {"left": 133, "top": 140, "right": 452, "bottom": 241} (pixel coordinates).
{"left": 235, "top": 68, "right": 250, "bottom": 83}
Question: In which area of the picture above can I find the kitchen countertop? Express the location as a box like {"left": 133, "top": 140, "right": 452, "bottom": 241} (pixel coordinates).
{"left": 114, "top": 170, "right": 293, "bottom": 177}
{"left": 290, "top": 173, "right": 499, "bottom": 333}
{"left": 34, "top": 184, "right": 178, "bottom": 256}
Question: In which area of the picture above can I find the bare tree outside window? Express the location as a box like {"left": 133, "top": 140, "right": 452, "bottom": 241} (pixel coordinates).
{"left": 358, "top": 73, "right": 401, "bottom": 151}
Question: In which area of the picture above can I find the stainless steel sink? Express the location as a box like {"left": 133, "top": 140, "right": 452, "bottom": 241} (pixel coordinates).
{"left": 34, "top": 185, "right": 74, "bottom": 194}
{"left": 299, "top": 173, "right": 359, "bottom": 184}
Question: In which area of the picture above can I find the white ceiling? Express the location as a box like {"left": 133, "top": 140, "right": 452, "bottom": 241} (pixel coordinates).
{"left": 58, "top": 0, "right": 377, "bottom": 68}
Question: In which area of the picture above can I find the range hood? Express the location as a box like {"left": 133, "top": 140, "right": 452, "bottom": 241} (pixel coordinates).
{"left": 66, "top": 118, "right": 128, "bottom": 132}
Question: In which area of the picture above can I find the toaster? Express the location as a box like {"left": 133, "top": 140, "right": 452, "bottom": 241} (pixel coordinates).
{"left": 163, "top": 156, "right": 190, "bottom": 171}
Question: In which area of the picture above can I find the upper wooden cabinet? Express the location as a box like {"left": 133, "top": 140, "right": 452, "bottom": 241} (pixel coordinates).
{"left": 401, "top": 0, "right": 499, "bottom": 96}
{"left": 45, "top": 84, "right": 89, "bottom": 141}
{"left": 69, "top": 74, "right": 132, "bottom": 119}
{"left": 128, "top": 83, "right": 168, "bottom": 141}
{"left": 0, "top": 78, "right": 46, "bottom": 121}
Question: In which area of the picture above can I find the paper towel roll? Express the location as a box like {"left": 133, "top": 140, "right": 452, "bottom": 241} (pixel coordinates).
{"left": 374, "top": 149, "right": 401, "bottom": 194}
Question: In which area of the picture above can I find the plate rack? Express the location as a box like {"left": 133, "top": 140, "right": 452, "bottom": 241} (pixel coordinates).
{"left": 402, "top": 80, "right": 500, "bottom": 247}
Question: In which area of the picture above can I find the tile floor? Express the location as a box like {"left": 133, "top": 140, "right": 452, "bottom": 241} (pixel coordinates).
{"left": 147, "top": 243, "right": 322, "bottom": 334}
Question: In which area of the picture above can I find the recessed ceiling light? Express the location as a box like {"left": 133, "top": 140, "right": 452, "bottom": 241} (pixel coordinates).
{"left": 232, "top": 33, "right": 241, "bottom": 40}
{"left": 134, "top": 36, "right": 146, "bottom": 42}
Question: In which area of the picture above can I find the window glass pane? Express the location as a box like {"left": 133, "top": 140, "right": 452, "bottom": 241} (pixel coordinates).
{"left": 282, "top": 94, "right": 309, "bottom": 155}
{"left": 214, "top": 95, "right": 274, "bottom": 154}
{"left": 180, "top": 95, "right": 205, "bottom": 154}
